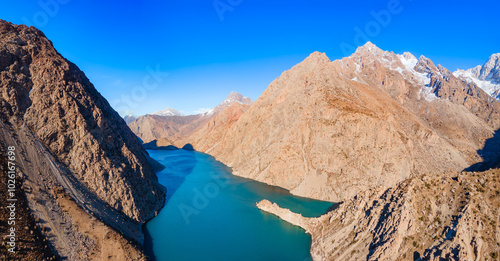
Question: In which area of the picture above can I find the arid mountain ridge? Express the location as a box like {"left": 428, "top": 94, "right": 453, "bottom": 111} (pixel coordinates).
{"left": 137, "top": 42, "right": 500, "bottom": 203}
{"left": 0, "top": 20, "right": 165, "bottom": 260}
{"left": 130, "top": 42, "right": 500, "bottom": 260}
{"left": 128, "top": 91, "right": 252, "bottom": 146}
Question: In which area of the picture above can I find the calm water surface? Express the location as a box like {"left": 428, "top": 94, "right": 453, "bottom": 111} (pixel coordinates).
{"left": 145, "top": 149, "right": 334, "bottom": 261}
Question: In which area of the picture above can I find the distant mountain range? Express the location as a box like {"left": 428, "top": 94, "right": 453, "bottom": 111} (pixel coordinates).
{"left": 152, "top": 107, "right": 183, "bottom": 117}
{"left": 135, "top": 43, "right": 500, "bottom": 202}
{"left": 127, "top": 91, "right": 252, "bottom": 145}
{"left": 453, "top": 53, "right": 500, "bottom": 100}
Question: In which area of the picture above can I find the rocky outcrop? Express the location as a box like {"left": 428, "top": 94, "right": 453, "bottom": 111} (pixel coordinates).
{"left": 0, "top": 20, "right": 165, "bottom": 258}
{"left": 258, "top": 169, "right": 500, "bottom": 261}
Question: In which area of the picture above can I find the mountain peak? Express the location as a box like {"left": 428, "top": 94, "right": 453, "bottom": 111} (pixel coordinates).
{"left": 222, "top": 91, "right": 252, "bottom": 105}
{"left": 152, "top": 107, "right": 182, "bottom": 117}
{"left": 301, "top": 51, "right": 331, "bottom": 65}
{"left": 453, "top": 52, "right": 500, "bottom": 100}
{"left": 414, "top": 55, "right": 438, "bottom": 74}
{"left": 362, "top": 41, "right": 377, "bottom": 49}
{"left": 355, "top": 41, "right": 384, "bottom": 55}
{"left": 480, "top": 53, "right": 500, "bottom": 82}
{"left": 402, "top": 52, "right": 417, "bottom": 62}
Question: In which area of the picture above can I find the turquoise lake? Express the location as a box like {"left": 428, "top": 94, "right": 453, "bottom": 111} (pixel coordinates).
{"left": 145, "top": 149, "right": 334, "bottom": 261}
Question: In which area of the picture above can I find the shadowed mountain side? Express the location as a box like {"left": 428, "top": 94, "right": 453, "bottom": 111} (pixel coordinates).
{"left": 465, "top": 129, "right": 500, "bottom": 171}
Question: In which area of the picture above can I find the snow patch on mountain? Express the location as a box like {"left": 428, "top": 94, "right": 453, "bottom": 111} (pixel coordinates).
{"left": 392, "top": 53, "right": 436, "bottom": 101}
{"left": 152, "top": 108, "right": 183, "bottom": 116}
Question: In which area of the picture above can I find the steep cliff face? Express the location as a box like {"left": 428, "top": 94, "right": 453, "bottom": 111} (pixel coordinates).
{"left": 0, "top": 20, "right": 165, "bottom": 257}
{"left": 337, "top": 44, "right": 500, "bottom": 161}
{"left": 258, "top": 169, "right": 500, "bottom": 261}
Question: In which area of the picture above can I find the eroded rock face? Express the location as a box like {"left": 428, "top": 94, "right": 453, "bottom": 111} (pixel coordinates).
{"left": 0, "top": 20, "right": 165, "bottom": 224}
{"left": 259, "top": 170, "right": 500, "bottom": 261}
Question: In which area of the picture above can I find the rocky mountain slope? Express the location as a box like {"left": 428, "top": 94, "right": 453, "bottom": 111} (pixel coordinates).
{"left": 184, "top": 43, "right": 500, "bottom": 202}
{"left": 188, "top": 101, "right": 251, "bottom": 153}
{"left": 454, "top": 53, "right": 500, "bottom": 100}
{"left": 128, "top": 91, "right": 252, "bottom": 144}
{"left": 258, "top": 169, "right": 500, "bottom": 261}
{"left": 123, "top": 114, "right": 137, "bottom": 125}
{"left": 0, "top": 20, "right": 165, "bottom": 259}
{"left": 128, "top": 113, "right": 201, "bottom": 144}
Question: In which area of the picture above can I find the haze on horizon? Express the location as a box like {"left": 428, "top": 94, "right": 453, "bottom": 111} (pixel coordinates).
{"left": 1, "top": 0, "right": 499, "bottom": 116}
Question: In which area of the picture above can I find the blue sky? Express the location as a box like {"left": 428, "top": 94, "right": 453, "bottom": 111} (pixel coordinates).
{"left": 1, "top": 0, "right": 499, "bottom": 116}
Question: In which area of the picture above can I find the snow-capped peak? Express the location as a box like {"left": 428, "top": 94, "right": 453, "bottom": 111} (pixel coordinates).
{"left": 397, "top": 52, "right": 418, "bottom": 71}
{"left": 220, "top": 91, "right": 253, "bottom": 106}
{"left": 354, "top": 41, "right": 387, "bottom": 57}
{"left": 392, "top": 54, "right": 437, "bottom": 101}
{"left": 349, "top": 43, "right": 438, "bottom": 101}
{"left": 152, "top": 107, "right": 183, "bottom": 117}
{"left": 479, "top": 53, "right": 500, "bottom": 82}
{"left": 453, "top": 53, "right": 500, "bottom": 100}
